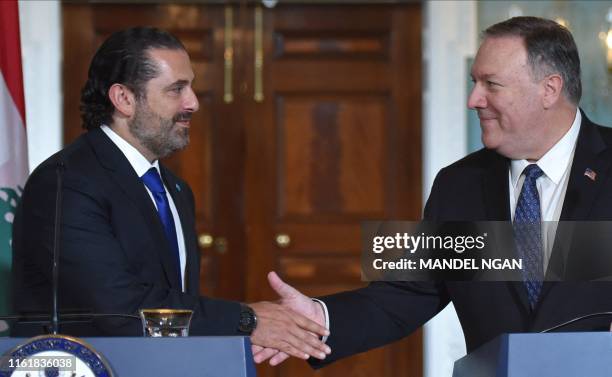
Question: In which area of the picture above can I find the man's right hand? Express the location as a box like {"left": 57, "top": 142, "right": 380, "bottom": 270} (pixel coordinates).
{"left": 252, "top": 271, "right": 328, "bottom": 366}
{"left": 249, "top": 299, "right": 329, "bottom": 362}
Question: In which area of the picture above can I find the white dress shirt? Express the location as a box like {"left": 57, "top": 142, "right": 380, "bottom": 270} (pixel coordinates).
{"left": 509, "top": 109, "right": 581, "bottom": 273}
{"left": 101, "top": 125, "right": 186, "bottom": 291}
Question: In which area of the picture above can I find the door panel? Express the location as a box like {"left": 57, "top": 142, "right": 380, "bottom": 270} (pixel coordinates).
{"left": 244, "top": 5, "right": 422, "bottom": 377}
{"left": 277, "top": 95, "right": 388, "bottom": 218}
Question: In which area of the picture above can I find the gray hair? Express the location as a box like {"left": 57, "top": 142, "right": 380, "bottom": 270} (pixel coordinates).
{"left": 484, "top": 16, "right": 581, "bottom": 105}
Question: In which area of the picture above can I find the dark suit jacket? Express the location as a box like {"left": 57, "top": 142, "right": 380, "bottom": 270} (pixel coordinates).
{"left": 11, "top": 127, "right": 241, "bottom": 336}
{"left": 312, "top": 111, "right": 612, "bottom": 367}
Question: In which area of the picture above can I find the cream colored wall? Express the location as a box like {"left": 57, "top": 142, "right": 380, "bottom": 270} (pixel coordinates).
{"left": 422, "top": 1, "right": 476, "bottom": 376}
{"left": 18, "top": 0, "right": 62, "bottom": 172}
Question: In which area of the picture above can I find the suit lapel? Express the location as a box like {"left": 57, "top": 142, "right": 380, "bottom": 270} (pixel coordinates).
{"left": 537, "top": 112, "right": 612, "bottom": 309}
{"left": 162, "top": 167, "right": 200, "bottom": 295}
{"left": 85, "top": 128, "right": 182, "bottom": 289}
{"left": 558, "top": 113, "right": 609, "bottom": 221}
{"left": 482, "top": 152, "right": 511, "bottom": 221}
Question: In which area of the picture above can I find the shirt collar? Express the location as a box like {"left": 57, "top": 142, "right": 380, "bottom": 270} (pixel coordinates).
{"left": 100, "top": 125, "right": 160, "bottom": 178}
{"left": 510, "top": 109, "right": 581, "bottom": 188}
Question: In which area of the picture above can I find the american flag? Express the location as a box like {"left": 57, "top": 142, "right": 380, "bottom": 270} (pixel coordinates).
{"left": 584, "top": 168, "right": 597, "bottom": 181}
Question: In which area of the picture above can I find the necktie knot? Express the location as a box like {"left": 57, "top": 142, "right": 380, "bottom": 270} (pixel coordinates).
{"left": 522, "top": 164, "right": 544, "bottom": 182}
{"left": 141, "top": 167, "right": 166, "bottom": 194}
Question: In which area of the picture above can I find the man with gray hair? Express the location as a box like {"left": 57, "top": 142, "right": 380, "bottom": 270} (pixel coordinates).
{"left": 251, "top": 16, "right": 612, "bottom": 367}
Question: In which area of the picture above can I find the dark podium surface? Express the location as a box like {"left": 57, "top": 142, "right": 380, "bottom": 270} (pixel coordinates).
{"left": 0, "top": 336, "right": 256, "bottom": 377}
{"left": 453, "top": 332, "right": 612, "bottom": 377}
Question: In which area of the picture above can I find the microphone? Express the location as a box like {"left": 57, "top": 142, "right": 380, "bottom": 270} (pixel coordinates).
{"left": 540, "top": 312, "right": 612, "bottom": 333}
{"left": 1, "top": 312, "right": 141, "bottom": 336}
{"left": 51, "top": 160, "right": 66, "bottom": 335}
{"left": 0, "top": 313, "right": 141, "bottom": 323}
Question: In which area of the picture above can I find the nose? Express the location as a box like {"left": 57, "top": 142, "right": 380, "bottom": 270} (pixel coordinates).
{"left": 467, "top": 84, "right": 486, "bottom": 109}
{"left": 184, "top": 86, "right": 199, "bottom": 113}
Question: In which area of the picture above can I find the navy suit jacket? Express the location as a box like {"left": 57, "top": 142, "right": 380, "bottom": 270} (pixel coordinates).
{"left": 11, "top": 127, "right": 241, "bottom": 336}
{"left": 312, "top": 111, "right": 612, "bottom": 367}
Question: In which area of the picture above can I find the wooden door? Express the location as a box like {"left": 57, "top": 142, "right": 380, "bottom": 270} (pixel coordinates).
{"left": 243, "top": 4, "right": 422, "bottom": 376}
{"left": 63, "top": 3, "right": 423, "bottom": 376}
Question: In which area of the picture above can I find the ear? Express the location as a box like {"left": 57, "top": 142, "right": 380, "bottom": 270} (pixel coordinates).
{"left": 541, "top": 74, "right": 563, "bottom": 109}
{"left": 108, "top": 83, "right": 136, "bottom": 118}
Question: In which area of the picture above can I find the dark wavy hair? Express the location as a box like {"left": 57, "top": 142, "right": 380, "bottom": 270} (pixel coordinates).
{"left": 80, "top": 27, "right": 185, "bottom": 130}
{"left": 484, "top": 16, "right": 581, "bottom": 105}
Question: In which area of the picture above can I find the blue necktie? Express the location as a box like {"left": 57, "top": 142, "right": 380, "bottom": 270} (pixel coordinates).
{"left": 513, "top": 164, "right": 544, "bottom": 309}
{"left": 141, "top": 167, "right": 181, "bottom": 284}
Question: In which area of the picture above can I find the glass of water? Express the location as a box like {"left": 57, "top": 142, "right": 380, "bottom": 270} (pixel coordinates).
{"left": 139, "top": 309, "right": 193, "bottom": 337}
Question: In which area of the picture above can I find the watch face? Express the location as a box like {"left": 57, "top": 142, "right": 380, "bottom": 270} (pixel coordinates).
{"left": 0, "top": 335, "right": 114, "bottom": 377}
{"left": 239, "top": 307, "right": 255, "bottom": 333}
{"left": 239, "top": 313, "right": 251, "bottom": 330}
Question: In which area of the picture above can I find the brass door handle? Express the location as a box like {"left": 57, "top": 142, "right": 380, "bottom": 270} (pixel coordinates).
{"left": 198, "top": 233, "right": 214, "bottom": 248}
{"left": 198, "top": 234, "right": 228, "bottom": 254}
{"left": 275, "top": 233, "right": 291, "bottom": 248}
{"left": 223, "top": 5, "right": 234, "bottom": 103}
{"left": 254, "top": 5, "right": 264, "bottom": 102}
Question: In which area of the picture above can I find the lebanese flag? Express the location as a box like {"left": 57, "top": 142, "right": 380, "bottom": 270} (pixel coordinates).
{"left": 0, "top": 0, "right": 28, "bottom": 329}
{"left": 0, "top": 0, "right": 28, "bottom": 189}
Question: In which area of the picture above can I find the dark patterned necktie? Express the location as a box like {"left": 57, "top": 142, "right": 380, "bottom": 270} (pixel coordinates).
{"left": 513, "top": 164, "right": 544, "bottom": 309}
{"left": 141, "top": 167, "right": 181, "bottom": 284}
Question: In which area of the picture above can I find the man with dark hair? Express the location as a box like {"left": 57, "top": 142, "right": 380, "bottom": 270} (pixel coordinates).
{"left": 79, "top": 27, "right": 186, "bottom": 132}
{"left": 11, "top": 27, "right": 331, "bottom": 362}
{"left": 252, "top": 16, "right": 612, "bottom": 367}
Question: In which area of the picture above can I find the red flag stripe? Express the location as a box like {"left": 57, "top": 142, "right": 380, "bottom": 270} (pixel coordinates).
{"left": 0, "top": 0, "right": 26, "bottom": 126}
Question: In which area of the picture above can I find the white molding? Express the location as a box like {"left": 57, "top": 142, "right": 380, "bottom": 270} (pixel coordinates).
{"left": 422, "top": 1, "right": 478, "bottom": 376}
{"left": 18, "top": 0, "right": 62, "bottom": 172}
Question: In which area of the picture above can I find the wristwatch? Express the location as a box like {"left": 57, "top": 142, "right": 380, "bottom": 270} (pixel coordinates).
{"left": 238, "top": 304, "right": 257, "bottom": 334}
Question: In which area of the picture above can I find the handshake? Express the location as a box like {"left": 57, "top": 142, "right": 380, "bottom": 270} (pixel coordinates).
{"left": 248, "top": 272, "right": 331, "bottom": 366}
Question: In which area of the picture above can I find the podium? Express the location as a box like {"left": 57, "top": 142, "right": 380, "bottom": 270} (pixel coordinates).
{"left": 0, "top": 336, "right": 256, "bottom": 377}
{"left": 453, "top": 332, "right": 612, "bottom": 377}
